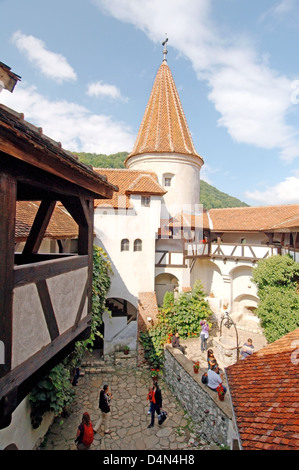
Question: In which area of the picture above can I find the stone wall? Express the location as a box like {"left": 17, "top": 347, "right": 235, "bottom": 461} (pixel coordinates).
{"left": 164, "top": 346, "right": 235, "bottom": 446}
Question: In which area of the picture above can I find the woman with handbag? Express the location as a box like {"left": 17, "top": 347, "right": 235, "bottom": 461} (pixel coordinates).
{"left": 147, "top": 382, "right": 163, "bottom": 428}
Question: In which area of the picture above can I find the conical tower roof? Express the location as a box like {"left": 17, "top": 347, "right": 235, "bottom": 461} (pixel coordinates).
{"left": 126, "top": 54, "right": 203, "bottom": 165}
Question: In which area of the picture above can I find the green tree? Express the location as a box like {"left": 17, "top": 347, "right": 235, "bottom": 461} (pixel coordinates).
{"left": 252, "top": 255, "right": 299, "bottom": 343}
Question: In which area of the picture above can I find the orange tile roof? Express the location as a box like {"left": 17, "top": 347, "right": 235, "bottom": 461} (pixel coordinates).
{"left": 93, "top": 168, "right": 166, "bottom": 208}
{"left": 126, "top": 62, "right": 203, "bottom": 164}
{"left": 15, "top": 201, "right": 78, "bottom": 241}
{"left": 226, "top": 328, "right": 299, "bottom": 450}
{"left": 209, "top": 204, "right": 299, "bottom": 232}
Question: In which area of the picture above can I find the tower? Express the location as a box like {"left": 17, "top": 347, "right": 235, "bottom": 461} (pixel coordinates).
{"left": 125, "top": 40, "right": 204, "bottom": 219}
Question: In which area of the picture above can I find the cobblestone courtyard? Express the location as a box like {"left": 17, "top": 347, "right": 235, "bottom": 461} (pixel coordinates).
{"left": 40, "top": 353, "right": 218, "bottom": 451}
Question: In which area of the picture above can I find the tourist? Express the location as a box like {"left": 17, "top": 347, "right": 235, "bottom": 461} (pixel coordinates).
{"left": 207, "top": 364, "right": 227, "bottom": 394}
{"left": 241, "top": 338, "right": 254, "bottom": 359}
{"left": 207, "top": 349, "right": 217, "bottom": 369}
{"left": 200, "top": 319, "right": 209, "bottom": 352}
{"left": 146, "top": 385, "right": 154, "bottom": 415}
{"left": 94, "top": 384, "right": 113, "bottom": 435}
{"left": 75, "top": 412, "right": 94, "bottom": 450}
{"left": 171, "top": 331, "right": 185, "bottom": 354}
{"left": 148, "top": 382, "right": 162, "bottom": 428}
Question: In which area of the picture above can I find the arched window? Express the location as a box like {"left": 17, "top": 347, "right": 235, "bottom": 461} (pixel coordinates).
{"left": 121, "top": 238, "right": 129, "bottom": 251}
{"left": 134, "top": 239, "right": 142, "bottom": 252}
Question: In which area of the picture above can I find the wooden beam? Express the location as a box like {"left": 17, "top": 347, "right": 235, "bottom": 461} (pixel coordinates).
{"left": 14, "top": 255, "right": 88, "bottom": 287}
{"left": 22, "top": 200, "right": 56, "bottom": 255}
{"left": 0, "top": 315, "right": 91, "bottom": 400}
{"left": 0, "top": 126, "right": 115, "bottom": 199}
{"left": 0, "top": 320, "right": 91, "bottom": 429}
{"left": 72, "top": 278, "right": 89, "bottom": 331}
{"left": 36, "top": 280, "right": 60, "bottom": 341}
{"left": 0, "top": 151, "right": 112, "bottom": 201}
{"left": 0, "top": 173, "right": 17, "bottom": 379}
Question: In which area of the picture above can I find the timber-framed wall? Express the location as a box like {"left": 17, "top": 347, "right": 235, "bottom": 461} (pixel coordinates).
{"left": 0, "top": 104, "right": 117, "bottom": 428}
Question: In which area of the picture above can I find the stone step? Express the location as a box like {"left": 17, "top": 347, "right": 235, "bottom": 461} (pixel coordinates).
{"left": 82, "top": 367, "right": 116, "bottom": 374}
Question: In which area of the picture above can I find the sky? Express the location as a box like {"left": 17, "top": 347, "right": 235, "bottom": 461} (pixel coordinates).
{"left": 1, "top": 0, "right": 299, "bottom": 207}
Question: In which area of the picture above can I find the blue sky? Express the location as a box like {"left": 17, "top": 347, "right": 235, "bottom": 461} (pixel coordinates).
{"left": 1, "top": 0, "right": 299, "bottom": 207}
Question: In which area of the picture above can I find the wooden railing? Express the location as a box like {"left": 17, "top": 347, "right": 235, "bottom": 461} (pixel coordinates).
{"left": 183, "top": 242, "right": 294, "bottom": 262}
{"left": 155, "top": 250, "right": 186, "bottom": 267}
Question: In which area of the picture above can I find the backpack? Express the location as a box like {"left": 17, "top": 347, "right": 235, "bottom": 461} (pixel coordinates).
{"left": 201, "top": 372, "right": 208, "bottom": 384}
{"left": 82, "top": 422, "right": 94, "bottom": 447}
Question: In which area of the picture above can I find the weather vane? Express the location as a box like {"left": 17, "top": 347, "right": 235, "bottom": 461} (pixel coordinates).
{"left": 162, "top": 35, "right": 168, "bottom": 62}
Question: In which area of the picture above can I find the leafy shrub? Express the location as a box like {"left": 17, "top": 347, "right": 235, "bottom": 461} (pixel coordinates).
{"left": 140, "top": 280, "right": 212, "bottom": 368}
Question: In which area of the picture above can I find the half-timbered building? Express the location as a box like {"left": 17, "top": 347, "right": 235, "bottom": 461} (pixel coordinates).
{"left": 91, "top": 45, "right": 299, "bottom": 355}
{"left": 0, "top": 103, "right": 117, "bottom": 429}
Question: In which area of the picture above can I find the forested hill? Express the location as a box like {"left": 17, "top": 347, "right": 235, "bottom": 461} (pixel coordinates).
{"left": 74, "top": 151, "right": 249, "bottom": 210}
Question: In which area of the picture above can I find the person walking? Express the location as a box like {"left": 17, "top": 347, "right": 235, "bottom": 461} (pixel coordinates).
{"left": 200, "top": 319, "right": 209, "bottom": 352}
{"left": 75, "top": 412, "right": 94, "bottom": 450}
{"left": 146, "top": 385, "right": 154, "bottom": 415}
{"left": 94, "top": 384, "right": 113, "bottom": 435}
{"left": 148, "top": 382, "right": 162, "bottom": 428}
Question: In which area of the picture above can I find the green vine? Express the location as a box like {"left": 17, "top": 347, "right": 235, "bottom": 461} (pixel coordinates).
{"left": 29, "top": 246, "right": 112, "bottom": 428}
{"left": 140, "top": 280, "right": 212, "bottom": 368}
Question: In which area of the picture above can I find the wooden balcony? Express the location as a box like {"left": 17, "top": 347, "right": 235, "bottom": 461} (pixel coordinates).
{"left": 184, "top": 241, "right": 282, "bottom": 262}
{"left": 155, "top": 250, "right": 186, "bottom": 268}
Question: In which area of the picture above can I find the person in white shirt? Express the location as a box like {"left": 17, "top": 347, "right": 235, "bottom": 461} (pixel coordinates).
{"left": 207, "top": 364, "right": 227, "bottom": 394}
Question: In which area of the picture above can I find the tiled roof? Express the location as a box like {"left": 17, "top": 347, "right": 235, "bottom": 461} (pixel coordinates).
{"left": 93, "top": 168, "right": 166, "bottom": 209}
{"left": 209, "top": 205, "right": 299, "bottom": 232}
{"left": 15, "top": 201, "right": 78, "bottom": 241}
{"left": 226, "top": 328, "right": 299, "bottom": 450}
{"left": 126, "top": 173, "right": 167, "bottom": 195}
{"left": 126, "top": 62, "right": 203, "bottom": 164}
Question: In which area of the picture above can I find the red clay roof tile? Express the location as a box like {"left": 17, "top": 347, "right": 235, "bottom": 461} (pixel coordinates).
{"left": 226, "top": 328, "right": 299, "bottom": 450}
{"left": 126, "top": 62, "right": 203, "bottom": 164}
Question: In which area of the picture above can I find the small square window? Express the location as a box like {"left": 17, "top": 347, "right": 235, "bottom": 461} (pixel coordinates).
{"left": 164, "top": 177, "right": 172, "bottom": 187}
{"left": 141, "top": 196, "right": 150, "bottom": 207}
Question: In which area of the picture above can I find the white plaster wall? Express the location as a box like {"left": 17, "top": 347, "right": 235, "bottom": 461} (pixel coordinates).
{"left": 191, "top": 259, "right": 224, "bottom": 298}
{"left": 48, "top": 266, "right": 88, "bottom": 332}
{"left": 190, "top": 258, "right": 260, "bottom": 317}
{"left": 12, "top": 268, "right": 88, "bottom": 368}
{"left": 94, "top": 196, "right": 161, "bottom": 305}
{"left": 230, "top": 265, "right": 257, "bottom": 302}
{"left": 12, "top": 284, "right": 51, "bottom": 368}
{"left": 102, "top": 311, "right": 137, "bottom": 354}
{"left": 0, "top": 396, "right": 53, "bottom": 450}
{"left": 127, "top": 153, "right": 202, "bottom": 217}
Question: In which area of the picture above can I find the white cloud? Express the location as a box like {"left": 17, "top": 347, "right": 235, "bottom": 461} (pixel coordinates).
{"left": 0, "top": 83, "right": 135, "bottom": 153}
{"left": 86, "top": 81, "right": 128, "bottom": 102}
{"left": 93, "top": 0, "right": 299, "bottom": 162}
{"left": 11, "top": 31, "right": 77, "bottom": 83}
{"left": 245, "top": 176, "right": 299, "bottom": 205}
{"left": 260, "top": 0, "right": 295, "bottom": 22}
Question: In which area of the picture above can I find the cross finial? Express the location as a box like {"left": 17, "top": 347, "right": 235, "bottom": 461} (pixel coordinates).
{"left": 162, "top": 35, "right": 168, "bottom": 62}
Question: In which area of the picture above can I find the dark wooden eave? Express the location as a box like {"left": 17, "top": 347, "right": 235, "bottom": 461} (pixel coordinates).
{"left": 0, "top": 104, "right": 118, "bottom": 199}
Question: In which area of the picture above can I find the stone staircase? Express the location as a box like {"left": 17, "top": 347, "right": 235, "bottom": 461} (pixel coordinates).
{"left": 79, "top": 349, "right": 137, "bottom": 376}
